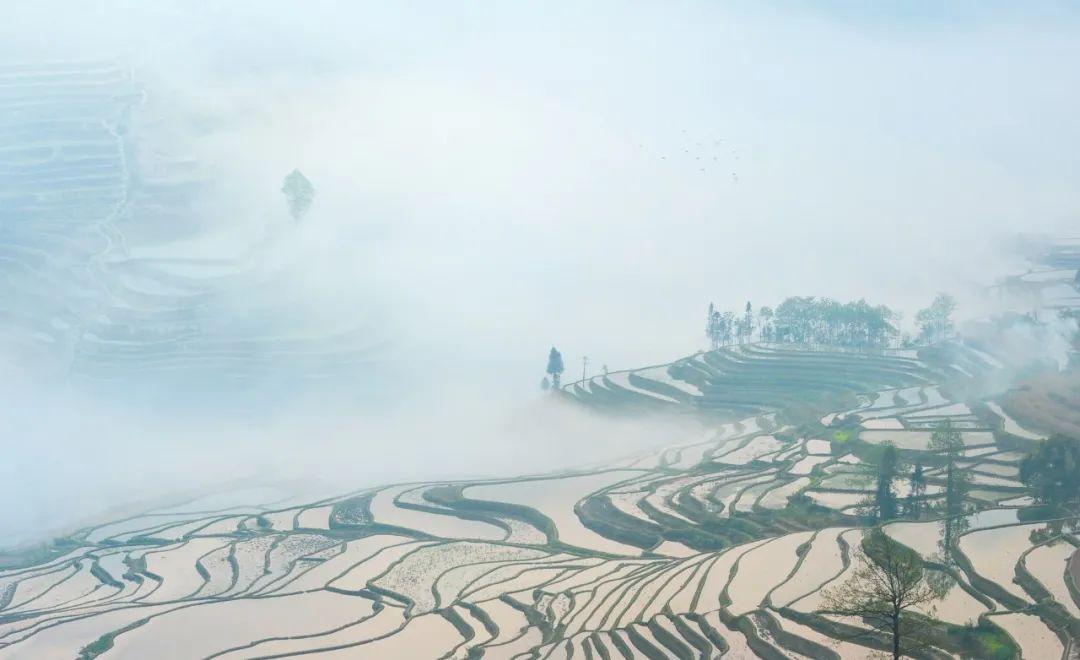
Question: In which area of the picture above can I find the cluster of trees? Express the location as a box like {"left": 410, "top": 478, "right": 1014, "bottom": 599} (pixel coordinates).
{"left": 706, "top": 297, "right": 899, "bottom": 349}
{"left": 864, "top": 428, "right": 1079, "bottom": 532}
{"left": 915, "top": 293, "right": 957, "bottom": 344}
{"left": 815, "top": 427, "right": 1080, "bottom": 659}
{"left": 704, "top": 302, "right": 760, "bottom": 348}
{"left": 822, "top": 421, "right": 978, "bottom": 658}
{"left": 875, "top": 424, "right": 1080, "bottom": 537}
{"left": 773, "top": 297, "right": 899, "bottom": 347}
{"left": 865, "top": 421, "right": 970, "bottom": 527}
{"left": 705, "top": 293, "right": 959, "bottom": 350}
{"left": 1020, "top": 434, "right": 1080, "bottom": 513}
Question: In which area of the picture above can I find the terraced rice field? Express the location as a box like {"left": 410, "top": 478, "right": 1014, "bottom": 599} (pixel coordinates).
{"left": 0, "top": 61, "right": 384, "bottom": 394}
{"left": 4, "top": 142, "right": 1079, "bottom": 660}
{"left": 5, "top": 330, "right": 1076, "bottom": 659}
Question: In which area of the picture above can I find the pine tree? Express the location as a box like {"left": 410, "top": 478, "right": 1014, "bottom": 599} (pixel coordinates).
{"left": 706, "top": 303, "right": 722, "bottom": 349}
{"left": 929, "top": 420, "right": 969, "bottom": 552}
{"left": 546, "top": 347, "right": 565, "bottom": 389}
{"left": 874, "top": 443, "right": 899, "bottom": 522}
{"left": 906, "top": 461, "right": 926, "bottom": 518}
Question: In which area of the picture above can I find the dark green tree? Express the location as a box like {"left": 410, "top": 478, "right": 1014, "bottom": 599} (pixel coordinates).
{"left": 758, "top": 306, "right": 774, "bottom": 342}
{"left": 929, "top": 420, "right": 970, "bottom": 553}
{"left": 1020, "top": 435, "right": 1080, "bottom": 513}
{"left": 546, "top": 347, "right": 565, "bottom": 389}
{"left": 720, "top": 311, "right": 735, "bottom": 345}
{"left": 874, "top": 442, "right": 900, "bottom": 522}
{"left": 706, "top": 303, "right": 723, "bottom": 349}
{"left": 906, "top": 461, "right": 926, "bottom": 518}
{"left": 771, "top": 296, "right": 897, "bottom": 348}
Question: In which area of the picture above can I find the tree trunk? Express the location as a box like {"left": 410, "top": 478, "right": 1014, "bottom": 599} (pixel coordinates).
{"left": 892, "top": 609, "right": 901, "bottom": 659}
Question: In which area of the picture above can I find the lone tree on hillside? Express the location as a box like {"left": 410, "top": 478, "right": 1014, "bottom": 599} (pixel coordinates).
{"left": 820, "top": 529, "right": 939, "bottom": 660}
{"left": 282, "top": 169, "right": 315, "bottom": 221}
{"left": 546, "top": 347, "right": 565, "bottom": 389}
{"left": 706, "top": 303, "right": 721, "bottom": 349}
{"left": 929, "top": 419, "right": 971, "bottom": 553}
{"left": 873, "top": 442, "right": 900, "bottom": 522}
{"left": 916, "top": 293, "right": 957, "bottom": 344}
{"left": 905, "top": 460, "right": 927, "bottom": 518}
{"left": 758, "top": 306, "right": 774, "bottom": 341}
{"left": 741, "top": 301, "right": 754, "bottom": 344}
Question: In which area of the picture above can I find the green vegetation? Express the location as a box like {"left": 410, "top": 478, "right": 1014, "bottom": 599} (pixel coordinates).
{"left": 819, "top": 529, "right": 941, "bottom": 660}
{"left": 930, "top": 420, "right": 971, "bottom": 553}
{"left": 13, "top": 288, "right": 1077, "bottom": 658}
{"left": 1020, "top": 434, "right": 1080, "bottom": 513}
{"left": 706, "top": 296, "right": 898, "bottom": 348}
{"left": 916, "top": 293, "right": 957, "bottom": 344}
{"left": 873, "top": 442, "right": 900, "bottom": 522}
{"left": 546, "top": 347, "right": 565, "bottom": 389}
{"left": 905, "top": 460, "right": 926, "bottom": 518}
{"left": 78, "top": 619, "right": 149, "bottom": 659}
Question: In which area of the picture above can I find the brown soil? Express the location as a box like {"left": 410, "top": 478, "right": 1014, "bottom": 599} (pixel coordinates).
{"left": 1002, "top": 366, "right": 1080, "bottom": 438}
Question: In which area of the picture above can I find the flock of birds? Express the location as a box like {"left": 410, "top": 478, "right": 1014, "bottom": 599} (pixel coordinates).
{"left": 642, "top": 129, "right": 741, "bottom": 182}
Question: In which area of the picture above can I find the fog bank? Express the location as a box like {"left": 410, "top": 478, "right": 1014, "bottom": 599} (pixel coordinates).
{"left": 2, "top": 2, "right": 1079, "bottom": 546}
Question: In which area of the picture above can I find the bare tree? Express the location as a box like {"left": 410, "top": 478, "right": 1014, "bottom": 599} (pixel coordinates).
{"left": 819, "top": 529, "right": 939, "bottom": 659}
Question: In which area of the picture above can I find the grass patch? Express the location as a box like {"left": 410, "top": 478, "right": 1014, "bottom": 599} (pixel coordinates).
{"left": 78, "top": 619, "right": 149, "bottom": 659}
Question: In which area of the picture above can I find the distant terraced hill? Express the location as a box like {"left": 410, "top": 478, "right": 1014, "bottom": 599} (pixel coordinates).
{"left": 1001, "top": 236, "right": 1080, "bottom": 310}
{"left": 0, "top": 61, "right": 384, "bottom": 395}
{"left": 562, "top": 342, "right": 988, "bottom": 423}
